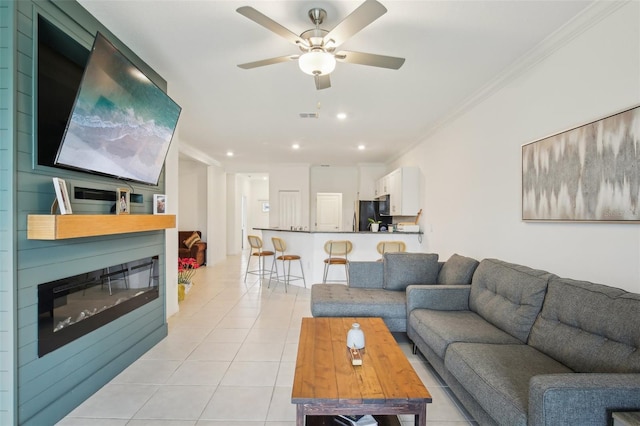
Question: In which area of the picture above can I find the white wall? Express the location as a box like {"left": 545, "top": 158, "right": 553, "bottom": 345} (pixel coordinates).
{"left": 231, "top": 177, "right": 271, "bottom": 249}
{"left": 178, "top": 158, "right": 208, "bottom": 235}
{"left": 177, "top": 157, "right": 227, "bottom": 265}
{"left": 249, "top": 179, "right": 270, "bottom": 232}
{"left": 206, "top": 165, "right": 227, "bottom": 265}
{"left": 165, "top": 128, "right": 180, "bottom": 318}
{"left": 395, "top": 2, "right": 640, "bottom": 292}
{"left": 268, "top": 165, "right": 311, "bottom": 229}
{"left": 310, "top": 166, "right": 359, "bottom": 231}
{"left": 227, "top": 173, "right": 243, "bottom": 255}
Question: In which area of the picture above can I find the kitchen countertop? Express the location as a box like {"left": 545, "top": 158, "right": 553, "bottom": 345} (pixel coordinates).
{"left": 253, "top": 228, "right": 424, "bottom": 283}
{"left": 254, "top": 228, "right": 422, "bottom": 234}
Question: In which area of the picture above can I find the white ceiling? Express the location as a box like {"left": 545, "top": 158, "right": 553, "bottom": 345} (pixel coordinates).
{"left": 76, "top": 0, "right": 593, "bottom": 172}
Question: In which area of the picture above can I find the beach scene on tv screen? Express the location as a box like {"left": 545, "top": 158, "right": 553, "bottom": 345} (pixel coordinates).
{"left": 56, "top": 34, "right": 181, "bottom": 185}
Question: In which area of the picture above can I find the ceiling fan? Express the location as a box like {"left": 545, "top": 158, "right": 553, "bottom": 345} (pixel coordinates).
{"left": 236, "top": 0, "right": 405, "bottom": 90}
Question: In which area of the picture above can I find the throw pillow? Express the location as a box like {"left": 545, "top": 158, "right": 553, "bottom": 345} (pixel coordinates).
{"left": 383, "top": 252, "right": 439, "bottom": 291}
{"left": 437, "top": 253, "right": 480, "bottom": 284}
{"left": 183, "top": 232, "right": 201, "bottom": 249}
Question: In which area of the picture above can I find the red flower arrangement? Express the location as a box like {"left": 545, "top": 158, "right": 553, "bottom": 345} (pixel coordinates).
{"left": 178, "top": 257, "right": 199, "bottom": 284}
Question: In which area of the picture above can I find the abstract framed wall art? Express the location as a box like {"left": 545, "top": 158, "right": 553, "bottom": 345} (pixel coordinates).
{"left": 522, "top": 105, "right": 640, "bottom": 222}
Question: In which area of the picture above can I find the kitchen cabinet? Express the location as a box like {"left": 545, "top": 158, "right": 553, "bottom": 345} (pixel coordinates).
{"left": 375, "top": 174, "right": 390, "bottom": 197}
{"left": 378, "top": 167, "right": 420, "bottom": 216}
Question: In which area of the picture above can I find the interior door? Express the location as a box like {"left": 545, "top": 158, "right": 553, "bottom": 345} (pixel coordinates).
{"left": 316, "top": 193, "right": 342, "bottom": 231}
{"left": 279, "top": 190, "right": 301, "bottom": 229}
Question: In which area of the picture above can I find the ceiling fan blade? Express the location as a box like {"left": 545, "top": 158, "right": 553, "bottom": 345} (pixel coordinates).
{"left": 315, "top": 74, "right": 331, "bottom": 90}
{"left": 323, "top": 0, "right": 387, "bottom": 48}
{"left": 335, "top": 50, "right": 405, "bottom": 69}
{"left": 238, "top": 55, "right": 299, "bottom": 69}
{"left": 237, "top": 6, "right": 307, "bottom": 47}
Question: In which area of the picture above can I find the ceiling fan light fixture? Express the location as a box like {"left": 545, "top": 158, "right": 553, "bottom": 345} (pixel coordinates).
{"left": 298, "top": 51, "right": 336, "bottom": 76}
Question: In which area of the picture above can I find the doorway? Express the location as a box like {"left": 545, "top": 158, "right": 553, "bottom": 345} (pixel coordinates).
{"left": 316, "top": 193, "right": 342, "bottom": 231}
{"left": 279, "top": 190, "right": 301, "bottom": 229}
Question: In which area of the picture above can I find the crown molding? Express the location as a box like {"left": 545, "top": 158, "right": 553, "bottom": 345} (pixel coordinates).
{"left": 179, "top": 143, "right": 221, "bottom": 167}
{"left": 415, "top": 0, "right": 630, "bottom": 144}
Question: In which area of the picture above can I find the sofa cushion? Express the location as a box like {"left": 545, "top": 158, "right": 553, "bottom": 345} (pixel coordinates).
{"left": 348, "top": 261, "right": 385, "bottom": 289}
{"left": 383, "top": 252, "right": 439, "bottom": 291}
{"left": 311, "top": 284, "right": 407, "bottom": 320}
{"left": 445, "top": 342, "right": 572, "bottom": 426}
{"left": 183, "top": 231, "right": 201, "bottom": 249}
{"left": 529, "top": 277, "right": 640, "bottom": 373}
{"left": 469, "top": 259, "right": 553, "bottom": 343}
{"left": 409, "top": 309, "right": 521, "bottom": 358}
{"left": 437, "top": 254, "right": 479, "bottom": 284}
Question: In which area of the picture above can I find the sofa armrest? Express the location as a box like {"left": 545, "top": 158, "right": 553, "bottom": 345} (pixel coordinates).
{"left": 406, "top": 284, "right": 471, "bottom": 313}
{"left": 348, "top": 261, "right": 384, "bottom": 289}
{"left": 187, "top": 245, "right": 200, "bottom": 258}
{"left": 529, "top": 374, "right": 640, "bottom": 426}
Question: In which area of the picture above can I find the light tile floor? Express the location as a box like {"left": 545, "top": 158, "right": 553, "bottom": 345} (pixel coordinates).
{"left": 57, "top": 253, "right": 476, "bottom": 426}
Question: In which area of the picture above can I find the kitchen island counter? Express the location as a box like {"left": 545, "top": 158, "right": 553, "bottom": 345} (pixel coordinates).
{"left": 254, "top": 228, "right": 422, "bottom": 235}
{"left": 253, "top": 228, "right": 423, "bottom": 285}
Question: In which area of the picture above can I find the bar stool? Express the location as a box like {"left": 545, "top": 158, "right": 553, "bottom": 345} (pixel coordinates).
{"left": 244, "top": 235, "right": 275, "bottom": 283}
{"left": 269, "top": 237, "right": 306, "bottom": 292}
{"left": 376, "top": 241, "right": 406, "bottom": 261}
{"left": 322, "top": 240, "right": 353, "bottom": 284}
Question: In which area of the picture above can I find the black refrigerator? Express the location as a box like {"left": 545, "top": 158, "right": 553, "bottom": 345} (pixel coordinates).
{"left": 358, "top": 200, "right": 392, "bottom": 231}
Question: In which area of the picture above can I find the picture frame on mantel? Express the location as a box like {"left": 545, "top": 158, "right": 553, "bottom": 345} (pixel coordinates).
{"left": 153, "top": 194, "right": 166, "bottom": 214}
{"left": 52, "top": 177, "right": 73, "bottom": 215}
{"left": 116, "top": 188, "right": 130, "bottom": 215}
{"left": 522, "top": 104, "right": 640, "bottom": 223}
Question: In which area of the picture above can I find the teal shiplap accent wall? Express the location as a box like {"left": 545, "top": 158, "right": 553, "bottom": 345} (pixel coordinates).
{"left": 1, "top": 1, "right": 17, "bottom": 425}
{"left": 4, "top": 1, "right": 172, "bottom": 424}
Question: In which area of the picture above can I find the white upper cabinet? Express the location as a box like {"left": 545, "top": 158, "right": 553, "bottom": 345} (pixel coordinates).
{"left": 377, "top": 174, "right": 390, "bottom": 197}
{"left": 378, "top": 167, "right": 420, "bottom": 216}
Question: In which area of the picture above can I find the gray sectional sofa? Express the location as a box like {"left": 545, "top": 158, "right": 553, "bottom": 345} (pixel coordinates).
{"left": 311, "top": 253, "right": 479, "bottom": 331}
{"left": 310, "top": 253, "right": 640, "bottom": 425}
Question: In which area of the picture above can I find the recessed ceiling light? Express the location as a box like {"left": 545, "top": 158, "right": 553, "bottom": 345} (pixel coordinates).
{"left": 226, "top": 151, "right": 234, "bottom": 157}
{"left": 292, "top": 143, "right": 300, "bottom": 149}
{"left": 358, "top": 144, "right": 365, "bottom": 150}
{"left": 337, "top": 112, "right": 347, "bottom": 120}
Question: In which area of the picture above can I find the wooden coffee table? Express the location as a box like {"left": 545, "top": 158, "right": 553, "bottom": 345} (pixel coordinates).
{"left": 292, "top": 317, "right": 431, "bottom": 426}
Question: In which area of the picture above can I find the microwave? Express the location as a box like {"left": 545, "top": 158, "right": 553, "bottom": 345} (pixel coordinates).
{"left": 378, "top": 194, "right": 390, "bottom": 216}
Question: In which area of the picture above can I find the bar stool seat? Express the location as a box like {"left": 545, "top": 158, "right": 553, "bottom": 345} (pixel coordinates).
{"left": 322, "top": 240, "right": 353, "bottom": 284}
{"left": 269, "top": 237, "right": 305, "bottom": 292}
{"left": 244, "top": 235, "right": 275, "bottom": 284}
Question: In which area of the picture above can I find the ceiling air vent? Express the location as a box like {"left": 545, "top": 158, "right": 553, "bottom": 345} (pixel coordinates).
{"left": 299, "top": 112, "right": 319, "bottom": 119}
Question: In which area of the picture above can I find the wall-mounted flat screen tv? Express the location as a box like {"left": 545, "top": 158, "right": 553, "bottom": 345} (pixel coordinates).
{"left": 55, "top": 32, "right": 181, "bottom": 186}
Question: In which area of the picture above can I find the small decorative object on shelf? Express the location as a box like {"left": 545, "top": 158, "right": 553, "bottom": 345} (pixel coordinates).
{"left": 153, "top": 194, "right": 166, "bottom": 214}
{"left": 178, "top": 257, "right": 199, "bottom": 301}
{"left": 116, "top": 188, "right": 130, "bottom": 215}
{"left": 52, "top": 177, "right": 73, "bottom": 214}
{"left": 347, "top": 322, "right": 365, "bottom": 350}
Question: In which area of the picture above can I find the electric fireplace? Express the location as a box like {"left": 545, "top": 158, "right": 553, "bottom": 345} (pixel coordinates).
{"left": 38, "top": 256, "right": 159, "bottom": 357}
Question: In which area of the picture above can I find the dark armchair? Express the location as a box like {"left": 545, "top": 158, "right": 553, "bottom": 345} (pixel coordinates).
{"left": 178, "top": 231, "right": 207, "bottom": 266}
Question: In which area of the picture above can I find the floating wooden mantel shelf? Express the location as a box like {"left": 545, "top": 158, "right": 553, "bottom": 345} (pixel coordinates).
{"left": 27, "top": 214, "right": 176, "bottom": 240}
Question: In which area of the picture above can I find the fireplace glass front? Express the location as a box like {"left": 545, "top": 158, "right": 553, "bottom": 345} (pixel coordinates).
{"left": 38, "top": 256, "right": 160, "bottom": 357}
